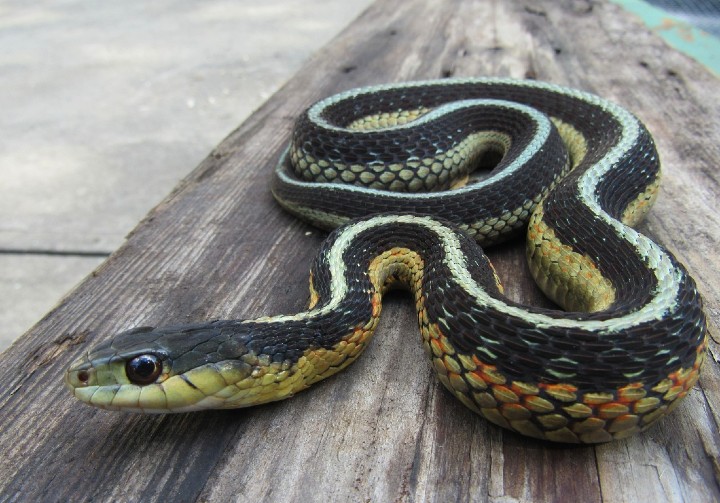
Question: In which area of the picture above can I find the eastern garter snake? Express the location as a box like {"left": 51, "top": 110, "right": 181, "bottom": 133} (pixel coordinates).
{"left": 65, "top": 78, "right": 707, "bottom": 443}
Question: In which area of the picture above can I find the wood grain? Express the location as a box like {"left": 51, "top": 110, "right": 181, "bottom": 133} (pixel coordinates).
{"left": 1, "top": 0, "right": 718, "bottom": 501}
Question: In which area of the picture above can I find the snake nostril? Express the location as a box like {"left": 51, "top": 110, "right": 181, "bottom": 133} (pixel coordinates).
{"left": 77, "top": 370, "right": 90, "bottom": 384}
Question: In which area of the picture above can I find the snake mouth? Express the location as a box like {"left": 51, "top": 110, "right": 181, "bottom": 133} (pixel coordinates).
{"left": 64, "top": 357, "right": 109, "bottom": 409}
{"left": 64, "top": 355, "right": 156, "bottom": 412}
{"left": 64, "top": 353, "right": 231, "bottom": 413}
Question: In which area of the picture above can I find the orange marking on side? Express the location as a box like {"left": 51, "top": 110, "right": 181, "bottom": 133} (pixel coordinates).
{"left": 468, "top": 370, "right": 487, "bottom": 384}
{"left": 511, "top": 383, "right": 539, "bottom": 396}
{"left": 617, "top": 382, "right": 646, "bottom": 404}
{"left": 540, "top": 383, "right": 578, "bottom": 394}
{"left": 430, "top": 339, "right": 444, "bottom": 357}
{"left": 371, "top": 293, "right": 381, "bottom": 317}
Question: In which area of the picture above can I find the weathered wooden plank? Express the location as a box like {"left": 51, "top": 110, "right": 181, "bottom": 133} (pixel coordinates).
{"left": 1, "top": 0, "right": 718, "bottom": 501}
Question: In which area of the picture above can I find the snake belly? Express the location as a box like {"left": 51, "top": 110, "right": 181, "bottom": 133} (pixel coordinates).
{"left": 65, "top": 78, "right": 707, "bottom": 444}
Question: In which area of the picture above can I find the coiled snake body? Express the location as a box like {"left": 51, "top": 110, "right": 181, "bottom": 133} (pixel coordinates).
{"left": 66, "top": 79, "right": 707, "bottom": 443}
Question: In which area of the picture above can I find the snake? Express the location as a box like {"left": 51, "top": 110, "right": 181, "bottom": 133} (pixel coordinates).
{"left": 65, "top": 78, "right": 707, "bottom": 443}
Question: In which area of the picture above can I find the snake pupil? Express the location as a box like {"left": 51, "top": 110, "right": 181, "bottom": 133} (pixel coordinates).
{"left": 125, "top": 354, "right": 162, "bottom": 385}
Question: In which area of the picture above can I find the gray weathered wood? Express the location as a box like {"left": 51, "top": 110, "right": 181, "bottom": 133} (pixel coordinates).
{"left": 1, "top": 0, "right": 718, "bottom": 501}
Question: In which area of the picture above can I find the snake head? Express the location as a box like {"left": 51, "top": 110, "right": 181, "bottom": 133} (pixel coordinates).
{"left": 65, "top": 322, "right": 259, "bottom": 413}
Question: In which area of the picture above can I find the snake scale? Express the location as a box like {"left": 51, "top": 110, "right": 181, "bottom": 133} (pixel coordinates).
{"left": 66, "top": 78, "right": 707, "bottom": 443}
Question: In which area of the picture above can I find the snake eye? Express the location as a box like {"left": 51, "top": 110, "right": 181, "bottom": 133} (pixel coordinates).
{"left": 125, "top": 354, "right": 162, "bottom": 385}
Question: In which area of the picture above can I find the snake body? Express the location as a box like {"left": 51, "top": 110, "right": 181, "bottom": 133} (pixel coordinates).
{"left": 66, "top": 79, "right": 707, "bottom": 443}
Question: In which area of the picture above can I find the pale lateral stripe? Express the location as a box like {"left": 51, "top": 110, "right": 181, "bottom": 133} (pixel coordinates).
{"left": 253, "top": 214, "right": 679, "bottom": 333}
{"left": 286, "top": 98, "right": 552, "bottom": 196}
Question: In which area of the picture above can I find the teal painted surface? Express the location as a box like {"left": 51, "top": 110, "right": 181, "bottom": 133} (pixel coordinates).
{"left": 611, "top": 0, "right": 719, "bottom": 74}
